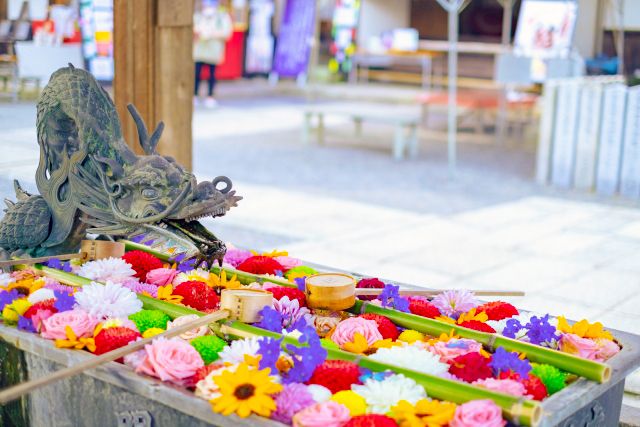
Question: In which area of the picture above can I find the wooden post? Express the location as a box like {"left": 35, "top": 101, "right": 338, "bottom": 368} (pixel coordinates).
{"left": 113, "top": 0, "right": 194, "bottom": 169}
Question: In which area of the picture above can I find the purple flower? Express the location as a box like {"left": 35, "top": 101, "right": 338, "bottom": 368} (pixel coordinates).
{"left": 44, "top": 281, "right": 76, "bottom": 294}
{"left": 256, "top": 306, "right": 284, "bottom": 332}
{"left": 53, "top": 291, "right": 76, "bottom": 312}
{"left": 0, "top": 289, "right": 20, "bottom": 311}
{"left": 502, "top": 319, "right": 523, "bottom": 339}
{"left": 130, "top": 234, "right": 146, "bottom": 244}
{"left": 274, "top": 297, "right": 313, "bottom": 330}
{"left": 489, "top": 347, "right": 531, "bottom": 378}
{"left": 142, "top": 239, "right": 155, "bottom": 246}
{"left": 294, "top": 277, "right": 306, "bottom": 292}
{"left": 177, "top": 258, "right": 196, "bottom": 273}
{"left": 170, "top": 252, "right": 186, "bottom": 263}
{"left": 222, "top": 248, "right": 252, "bottom": 268}
{"left": 17, "top": 316, "right": 36, "bottom": 333}
{"left": 378, "top": 284, "right": 410, "bottom": 312}
{"left": 272, "top": 383, "right": 316, "bottom": 424}
{"left": 120, "top": 279, "right": 159, "bottom": 298}
{"left": 44, "top": 259, "right": 72, "bottom": 272}
{"left": 525, "top": 315, "right": 560, "bottom": 346}
{"left": 284, "top": 325, "right": 326, "bottom": 384}
{"left": 432, "top": 290, "right": 479, "bottom": 318}
{"left": 258, "top": 337, "right": 283, "bottom": 371}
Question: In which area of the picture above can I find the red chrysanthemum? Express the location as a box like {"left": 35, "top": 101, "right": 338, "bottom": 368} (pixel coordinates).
{"left": 448, "top": 352, "right": 493, "bottom": 383}
{"left": 476, "top": 301, "right": 519, "bottom": 321}
{"left": 356, "top": 278, "right": 385, "bottom": 301}
{"left": 236, "top": 256, "right": 284, "bottom": 275}
{"left": 459, "top": 320, "right": 496, "bottom": 333}
{"left": 268, "top": 286, "right": 306, "bottom": 307}
{"left": 122, "top": 250, "right": 163, "bottom": 281}
{"left": 94, "top": 326, "right": 141, "bottom": 355}
{"left": 359, "top": 313, "right": 399, "bottom": 340}
{"left": 499, "top": 371, "right": 548, "bottom": 401}
{"left": 344, "top": 414, "right": 398, "bottom": 427}
{"left": 23, "top": 299, "right": 57, "bottom": 319}
{"left": 173, "top": 281, "right": 220, "bottom": 311}
{"left": 408, "top": 298, "right": 441, "bottom": 319}
{"left": 187, "top": 363, "right": 225, "bottom": 388}
{"left": 306, "top": 360, "right": 362, "bottom": 394}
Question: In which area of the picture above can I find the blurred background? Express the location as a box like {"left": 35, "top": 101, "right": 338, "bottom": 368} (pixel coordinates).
{"left": 0, "top": 0, "right": 639, "bottom": 343}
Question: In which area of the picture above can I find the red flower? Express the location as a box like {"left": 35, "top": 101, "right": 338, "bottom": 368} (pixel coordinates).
{"left": 187, "top": 363, "right": 224, "bottom": 388}
{"left": 268, "top": 286, "right": 306, "bottom": 307}
{"left": 359, "top": 313, "right": 399, "bottom": 340}
{"left": 94, "top": 326, "right": 141, "bottom": 355}
{"left": 476, "top": 301, "right": 519, "bottom": 321}
{"left": 449, "top": 352, "right": 493, "bottom": 382}
{"left": 344, "top": 414, "right": 398, "bottom": 427}
{"left": 408, "top": 298, "right": 441, "bottom": 319}
{"left": 173, "top": 281, "right": 220, "bottom": 311}
{"left": 356, "top": 278, "right": 385, "bottom": 301}
{"left": 307, "top": 360, "right": 362, "bottom": 394}
{"left": 122, "top": 250, "right": 163, "bottom": 281}
{"left": 23, "top": 299, "right": 57, "bottom": 319}
{"left": 500, "top": 371, "right": 548, "bottom": 400}
{"left": 459, "top": 320, "right": 496, "bottom": 333}
{"left": 236, "top": 256, "right": 284, "bottom": 275}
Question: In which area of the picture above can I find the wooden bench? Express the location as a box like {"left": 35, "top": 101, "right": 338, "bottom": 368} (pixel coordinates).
{"left": 303, "top": 103, "right": 421, "bottom": 160}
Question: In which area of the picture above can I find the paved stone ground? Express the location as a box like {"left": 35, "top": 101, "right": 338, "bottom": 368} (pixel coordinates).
{"left": 1, "top": 86, "right": 640, "bottom": 411}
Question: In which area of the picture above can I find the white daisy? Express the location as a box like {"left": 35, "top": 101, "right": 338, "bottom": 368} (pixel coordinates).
{"left": 369, "top": 345, "right": 450, "bottom": 377}
{"left": 218, "top": 337, "right": 261, "bottom": 365}
{"left": 77, "top": 257, "right": 136, "bottom": 283}
{"left": 352, "top": 374, "right": 427, "bottom": 414}
{"left": 74, "top": 281, "right": 143, "bottom": 320}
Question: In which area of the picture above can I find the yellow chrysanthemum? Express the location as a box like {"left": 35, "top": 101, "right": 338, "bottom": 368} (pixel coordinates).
{"left": 456, "top": 308, "right": 489, "bottom": 324}
{"left": 251, "top": 249, "right": 288, "bottom": 258}
{"left": 211, "top": 363, "right": 283, "bottom": 418}
{"left": 2, "top": 298, "right": 32, "bottom": 323}
{"left": 55, "top": 325, "right": 97, "bottom": 352}
{"left": 142, "top": 327, "right": 165, "bottom": 338}
{"left": 425, "top": 330, "right": 460, "bottom": 345}
{"left": 397, "top": 330, "right": 424, "bottom": 344}
{"left": 557, "top": 316, "right": 614, "bottom": 341}
{"left": 331, "top": 390, "right": 367, "bottom": 416}
{"left": 434, "top": 316, "right": 456, "bottom": 325}
{"left": 342, "top": 332, "right": 369, "bottom": 354}
{"left": 286, "top": 271, "right": 309, "bottom": 283}
{"left": 372, "top": 338, "right": 403, "bottom": 349}
{"left": 391, "top": 399, "right": 457, "bottom": 427}
{"left": 156, "top": 285, "right": 184, "bottom": 304}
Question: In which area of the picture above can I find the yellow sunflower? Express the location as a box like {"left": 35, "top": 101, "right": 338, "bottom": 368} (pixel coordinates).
{"left": 211, "top": 363, "right": 283, "bottom": 418}
{"left": 3, "top": 277, "right": 44, "bottom": 295}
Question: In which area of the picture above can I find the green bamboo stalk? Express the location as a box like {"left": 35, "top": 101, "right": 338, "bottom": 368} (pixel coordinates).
{"left": 221, "top": 321, "right": 541, "bottom": 426}
{"left": 351, "top": 300, "right": 611, "bottom": 383}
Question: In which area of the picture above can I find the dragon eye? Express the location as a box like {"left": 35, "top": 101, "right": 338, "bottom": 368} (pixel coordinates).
{"left": 141, "top": 188, "right": 159, "bottom": 200}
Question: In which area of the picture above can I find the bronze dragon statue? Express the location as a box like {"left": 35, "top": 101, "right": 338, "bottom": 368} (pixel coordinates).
{"left": 0, "top": 65, "right": 240, "bottom": 266}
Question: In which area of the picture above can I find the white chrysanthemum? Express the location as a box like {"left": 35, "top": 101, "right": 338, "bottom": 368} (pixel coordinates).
{"left": 174, "top": 268, "right": 210, "bottom": 286}
{"left": 218, "top": 337, "right": 261, "bottom": 365}
{"left": 488, "top": 312, "right": 558, "bottom": 335}
{"left": 75, "top": 281, "right": 143, "bottom": 320}
{"left": 27, "top": 288, "right": 55, "bottom": 304}
{"left": 352, "top": 374, "right": 427, "bottom": 414}
{"left": 369, "top": 345, "right": 450, "bottom": 377}
{"left": 0, "top": 272, "right": 14, "bottom": 287}
{"left": 77, "top": 257, "right": 136, "bottom": 283}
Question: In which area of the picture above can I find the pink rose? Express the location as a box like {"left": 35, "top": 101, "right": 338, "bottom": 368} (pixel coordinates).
{"left": 560, "top": 333, "right": 600, "bottom": 361}
{"left": 31, "top": 309, "right": 55, "bottom": 332}
{"left": 167, "top": 314, "right": 209, "bottom": 341}
{"left": 330, "top": 317, "right": 383, "bottom": 347}
{"left": 429, "top": 339, "right": 482, "bottom": 363}
{"left": 41, "top": 309, "right": 99, "bottom": 340}
{"left": 292, "top": 401, "right": 351, "bottom": 427}
{"left": 594, "top": 338, "right": 620, "bottom": 361}
{"left": 472, "top": 378, "right": 531, "bottom": 398}
{"left": 450, "top": 399, "right": 506, "bottom": 427}
{"left": 145, "top": 268, "right": 178, "bottom": 287}
{"left": 136, "top": 337, "right": 204, "bottom": 386}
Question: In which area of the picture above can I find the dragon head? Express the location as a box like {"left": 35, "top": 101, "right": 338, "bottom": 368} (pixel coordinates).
{"left": 81, "top": 105, "right": 241, "bottom": 266}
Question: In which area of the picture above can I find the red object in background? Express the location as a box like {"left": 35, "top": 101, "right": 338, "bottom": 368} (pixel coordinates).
{"left": 32, "top": 20, "right": 55, "bottom": 36}
{"left": 199, "top": 30, "right": 245, "bottom": 81}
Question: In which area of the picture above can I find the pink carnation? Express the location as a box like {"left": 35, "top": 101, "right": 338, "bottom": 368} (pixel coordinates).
{"left": 223, "top": 248, "right": 252, "bottom": 267}
{"left": 292, "top": 401, "right": 351, "bottom": 427}
{"left": 41, "top": 309, "right": 99, "bottom": 340}
{"left": 594, "top": 338, "right": 621, "bottom": 361}
{"left": 330, "top": 317, "right": 383, "bottom": 347}
{"left": 145, "top": 268, "right": 178, "bottom": 287}
{"left": 274, "top": 256, "right": 302, "bottom": 271}
{"left": 472, "top": 378, "right": 531, "bottom": 398}
{"left": 450, "top": 399, "right": 506, "bottom": 427}
{"left": 136, "top": 337, "right": 204, "bottom": 386}
{"left": 560, "top": 333, "right": 600, "bottom": 361}
{"left": 429, "top": 339, "right": 482, "bottom": 363}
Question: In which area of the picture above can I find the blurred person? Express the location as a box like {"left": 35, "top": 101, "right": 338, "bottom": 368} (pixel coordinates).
{"left": 193, "top": 1, "right": 233, "bottom": 108}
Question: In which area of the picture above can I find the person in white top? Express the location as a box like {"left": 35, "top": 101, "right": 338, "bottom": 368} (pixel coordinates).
{"left": 193, "top": 1, "right": 233, "bottom": 108}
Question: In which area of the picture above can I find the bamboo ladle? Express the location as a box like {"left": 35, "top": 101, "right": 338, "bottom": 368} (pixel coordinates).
{"left": 0, "top": 240, "right": 125, "bottom": 270}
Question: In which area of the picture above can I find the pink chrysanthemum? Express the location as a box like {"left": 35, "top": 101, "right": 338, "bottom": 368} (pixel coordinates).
{"left": 432, "top": 290, "right": 479, "bottom": 318}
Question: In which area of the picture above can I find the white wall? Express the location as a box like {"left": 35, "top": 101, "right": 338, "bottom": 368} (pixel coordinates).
{"left": 604, "top": 0, "right": 640, "bottom": 30}
{"left": 358, "top": 0, "right": 411, "bottom": 45}
{"left": 573, "top": 0, "right": 599, "bottom": 58}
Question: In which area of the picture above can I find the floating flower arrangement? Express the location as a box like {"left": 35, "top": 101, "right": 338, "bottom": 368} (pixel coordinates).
{"left": 0, "top": 243, "right": 622, "bottom": 427}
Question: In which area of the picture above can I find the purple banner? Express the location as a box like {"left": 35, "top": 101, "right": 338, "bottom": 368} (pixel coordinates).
{"left": 272, "top": 0, "right": 315, "bottom": 78}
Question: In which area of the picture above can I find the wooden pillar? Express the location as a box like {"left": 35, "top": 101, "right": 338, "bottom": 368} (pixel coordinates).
{"left": 113, "top": 0, "right": 194, "bottom": 169}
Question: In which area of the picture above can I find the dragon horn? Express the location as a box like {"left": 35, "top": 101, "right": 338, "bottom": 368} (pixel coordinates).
{"left": 126, "top": 104, "right": 163, "bottom": 155}
{"left": 13, "top": 180, "right": 30, "bottom": 201}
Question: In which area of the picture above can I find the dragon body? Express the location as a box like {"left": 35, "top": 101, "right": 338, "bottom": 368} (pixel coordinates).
{"left": 0, "top": 65, "right": 240, "bottom": 265}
